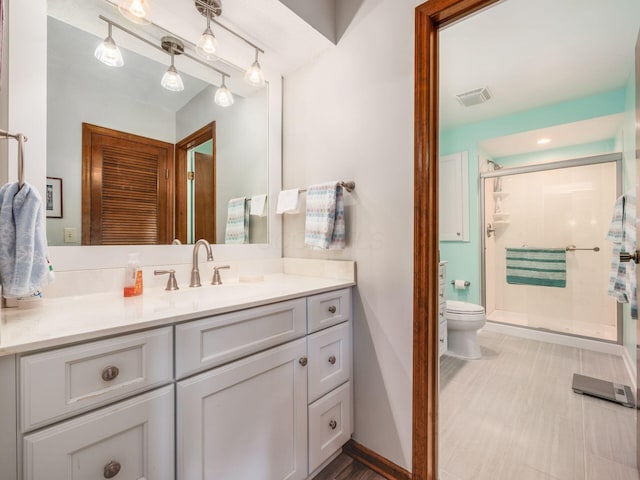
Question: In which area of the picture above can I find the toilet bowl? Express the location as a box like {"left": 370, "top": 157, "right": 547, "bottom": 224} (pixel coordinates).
{"left": 446, "top": 300, "right": 486, "bottom": 359}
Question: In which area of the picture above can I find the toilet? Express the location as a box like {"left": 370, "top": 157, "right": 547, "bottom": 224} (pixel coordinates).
{"left": 446, "top": 300, "right": 486, "bottom": 359}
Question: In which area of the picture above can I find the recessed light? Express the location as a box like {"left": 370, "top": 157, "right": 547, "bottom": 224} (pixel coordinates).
{"left": 537, "top": 138, "right": 551, "bottom": 145}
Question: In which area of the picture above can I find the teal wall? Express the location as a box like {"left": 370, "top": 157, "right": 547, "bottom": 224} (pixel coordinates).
{"left": 439, "top": 88, "right": 626, "bottom": 305}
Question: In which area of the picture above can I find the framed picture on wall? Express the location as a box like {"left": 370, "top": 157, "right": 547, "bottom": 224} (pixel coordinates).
{"left": 46, "top": 177, "right": 63, "bottom": 218}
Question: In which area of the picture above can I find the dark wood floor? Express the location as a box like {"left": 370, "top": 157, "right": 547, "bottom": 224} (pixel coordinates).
{"left": 314, "top": 453, "right": 385, "bottom": 480}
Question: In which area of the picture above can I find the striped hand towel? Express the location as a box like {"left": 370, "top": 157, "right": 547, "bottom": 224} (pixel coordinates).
{"left": 506, "top": 248, "right": 567, "bottom": 288}
{"left": 606, "top": 189, "right": 636, "bottom": 318}
{"left": 304, "top": 182, "right": 345, "bottom": 250}
{"left": 224, "top": 197, "right": 249, "bottom": 244}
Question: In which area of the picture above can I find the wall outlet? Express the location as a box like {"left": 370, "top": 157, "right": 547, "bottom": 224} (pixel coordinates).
{"left": 63, "top": 228, "right": 77, "bottom": 243}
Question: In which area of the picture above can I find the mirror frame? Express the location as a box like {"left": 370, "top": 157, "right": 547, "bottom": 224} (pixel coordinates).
{"left": 6, "top": 0, "right": 282, "bottom": 270}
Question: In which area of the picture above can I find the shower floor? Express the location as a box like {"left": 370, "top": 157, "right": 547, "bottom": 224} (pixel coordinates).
{"left": 487, "top": 309, "right": 617, "bottom": 342}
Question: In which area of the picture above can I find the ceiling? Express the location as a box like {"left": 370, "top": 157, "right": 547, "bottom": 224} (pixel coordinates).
{"left": 439, "top": 0, "right": 640, "bottom": 157}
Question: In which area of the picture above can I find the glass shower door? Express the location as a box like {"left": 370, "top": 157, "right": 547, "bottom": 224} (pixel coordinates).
{"left": 483, "top": 157, "right": 620, "bottom": 341}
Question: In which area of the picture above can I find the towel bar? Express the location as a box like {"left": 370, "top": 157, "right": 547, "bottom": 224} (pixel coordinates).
{"left": 0, "top": 129, "right": 28, "bottom": 188}
{"left": 565, "top": 245, "right": 600, "bottom": 252}
{"left": 299, "top": 181, "right": 356, "bottom": 194}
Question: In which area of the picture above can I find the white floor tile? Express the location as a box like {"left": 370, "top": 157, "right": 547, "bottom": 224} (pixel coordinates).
{"left": 439, "top": 331, "right": 638, "bottom": 480}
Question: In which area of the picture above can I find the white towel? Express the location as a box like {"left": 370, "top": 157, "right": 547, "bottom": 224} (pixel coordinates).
{"left": 250, "top": 194, "right": 267, "bottom": 217}
{"left": 276, "top": 189, "right": 299, "bottom": 214}
{"left": 304, "top": 182, "right": 345, "bottom": 250}
{"left": 224, "top": 197, "right": 249, "bottom": 244}
{"left": 0, "top": 182, "right": 50, "bottom": 297}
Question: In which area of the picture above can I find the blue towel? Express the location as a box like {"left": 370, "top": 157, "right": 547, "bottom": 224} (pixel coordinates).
{"left": 0, "top": 182, "right": 50, "bottom": 297}
{"left": 606, "top": 189, "right": 636, "bottom": 318}
{"left": 224, "top": 197, "right": 249, "bottom": 244}
{"left": 304, "top": 182, "right": 345, "bottom": 250}
{"left": 506, "top": 248, "right": 567, "bottom": 288}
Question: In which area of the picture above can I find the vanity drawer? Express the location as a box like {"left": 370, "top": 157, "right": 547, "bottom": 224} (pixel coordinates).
{"left": 307, "top": 288, "right": 351, "bottom": 333}
{"left": 308, "top": 381, "right": 353, "bottom": 474}
{"left": 308, "top": 322, "right": 352, "bottom": 403}
{"left": 23, "top": 385, "right": 174, "bottom": 480}
{"left": 20, "top": 327, "right": 173, "bottom": 432}
{"left": 175, "top": 298, "right": 307, "bottom": 378}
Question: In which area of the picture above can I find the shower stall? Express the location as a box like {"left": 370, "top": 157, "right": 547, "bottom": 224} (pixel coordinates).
{"left": 481, "top": 153, "right": 622, "bottom": 342}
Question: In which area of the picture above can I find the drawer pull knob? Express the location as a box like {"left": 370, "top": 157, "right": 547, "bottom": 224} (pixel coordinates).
{"left": 299, "top": 357, "right": 308, "bottom": 367}
{"left": 328, "top": 355, "right": 336, "bottom": 365}
{"left": 101, "top": 366, "right": 120, "bottom": 382}
{"left": 328, "top": 306, "right": 337, "bottom": 314}
{"left": 329, "top": 419, "right": 338, "bottom": 430}
{"left": 103, "top": 460, "right": 121, "bottom": 478}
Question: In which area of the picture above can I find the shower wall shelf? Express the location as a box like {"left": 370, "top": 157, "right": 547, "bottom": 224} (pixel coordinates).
{"left": 493, "top": 192, "right": 509, "bottom": 198}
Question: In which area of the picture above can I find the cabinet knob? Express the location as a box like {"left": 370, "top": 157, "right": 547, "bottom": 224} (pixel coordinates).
{"left": 328, "top": 355, "right": 336, "bottom": 365}
{"left": 103, "top": 460, "right": 121, "bottom": 478}
{"left": 101, "top": 366, "right": 120, "bottom": 382}
{"left": 329, "top": 419, "right": 337, "bottom": 430}
{"left": 299, "top": 357, "right": 308, "bottom": 367}
{"left": 328, "top": 306, "right": 337, "bottom": 314}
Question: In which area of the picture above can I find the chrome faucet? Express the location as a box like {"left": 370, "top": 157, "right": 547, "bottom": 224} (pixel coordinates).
{"left": 190, "top": 239, "right": 214, "bottom": 287}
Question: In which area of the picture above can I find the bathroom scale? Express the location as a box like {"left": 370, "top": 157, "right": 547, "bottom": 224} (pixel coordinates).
{"left": 572, "top": 373, "right": 635, "bottom": 408}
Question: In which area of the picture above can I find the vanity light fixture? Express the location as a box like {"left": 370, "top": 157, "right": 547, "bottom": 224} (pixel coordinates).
{"left": 244, "top": 48, "right": 265, "bottom": 87}
{"left": 160, "top": 38, "right": 185, "bottom": 92}
{"left": 195, "top": 0, "right": 221, "bottom": 60}
{"left": 214, "top": 75, "right": 234, "bottom": 107}
{"left": 117, "top": 0, "right": 151, "bottom": 24}
{"left": 96, "top": 15, "right": 231, "bottom": 100}
{"left": 94, "top": 22, "right": 124, "bottom": 67}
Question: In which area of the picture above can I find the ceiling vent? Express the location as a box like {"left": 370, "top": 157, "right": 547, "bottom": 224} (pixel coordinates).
{"left": 455, "top": 87, "right": 492, "bottom": 107}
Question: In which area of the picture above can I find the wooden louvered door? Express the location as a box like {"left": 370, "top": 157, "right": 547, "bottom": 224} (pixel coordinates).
{"left": 82, "top": 123, "right": 174, "bottom": 245}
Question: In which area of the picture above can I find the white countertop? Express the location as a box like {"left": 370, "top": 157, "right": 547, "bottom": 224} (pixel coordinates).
{"left": 0, "top": 273, "right": 355, "bottom": 356}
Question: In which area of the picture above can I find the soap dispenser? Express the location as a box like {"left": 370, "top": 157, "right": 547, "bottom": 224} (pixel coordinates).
{"left": 124, "top": 253, "right": 143, "bottom": 297}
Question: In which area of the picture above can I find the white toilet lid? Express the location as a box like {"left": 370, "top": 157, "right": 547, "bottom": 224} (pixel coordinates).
{"left": 446, "top": 300, "right": 485, "bottom": 314}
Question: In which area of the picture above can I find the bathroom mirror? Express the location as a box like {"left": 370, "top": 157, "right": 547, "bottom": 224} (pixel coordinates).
{"left": 45, "top": 0, "right": 269, "bottom": 247}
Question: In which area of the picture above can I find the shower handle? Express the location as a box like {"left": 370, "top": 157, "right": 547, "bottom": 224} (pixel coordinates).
{"left": 486, "top": 223, "right": 496, "bottom": 238}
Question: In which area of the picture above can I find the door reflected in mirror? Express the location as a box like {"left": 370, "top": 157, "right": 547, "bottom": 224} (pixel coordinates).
{"left": 46, "top": 13, "right": 269, "bottom": 246}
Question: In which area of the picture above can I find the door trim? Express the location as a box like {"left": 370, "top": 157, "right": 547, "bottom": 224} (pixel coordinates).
{"left": 413, "top": 1, "right": 500, "bottom": 479}
{"left": 175, "top": 122, "right": 216, "bottom": 244}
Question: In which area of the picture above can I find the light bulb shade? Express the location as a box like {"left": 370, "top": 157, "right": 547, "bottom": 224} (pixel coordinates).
{"left": 196, "top": 28, "right": 218, "bottom": 60}
{"left": 117, "top": 0, "right": 151, "bottom": 24}
{"left": 244, "top": 60, "right": 265, "bottom": 87}
{"left": 214, "top": 84, "right": 234, "bottom": 107}
{"left": 94, "top": 37, "right": 124, "bottom": 67}
{"left": 161, "top": 65, "right": 184, "bottom": 92}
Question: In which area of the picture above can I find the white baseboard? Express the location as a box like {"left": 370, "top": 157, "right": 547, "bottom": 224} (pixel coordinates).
{"left": 484, "top": 321, "right": 624, "bottom": 356}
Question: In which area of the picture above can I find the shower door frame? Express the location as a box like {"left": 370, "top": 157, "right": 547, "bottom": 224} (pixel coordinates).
{"left": 480, "top": 151, "right": 623, "bottom": 344}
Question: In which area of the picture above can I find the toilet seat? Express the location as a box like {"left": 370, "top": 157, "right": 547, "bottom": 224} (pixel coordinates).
{"left": 446, "top": 300, "right": 485, "bottom": 322}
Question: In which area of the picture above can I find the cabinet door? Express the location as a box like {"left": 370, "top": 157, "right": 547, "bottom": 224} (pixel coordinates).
{"left": 439, "top": 152, "right": 469, "bottom": 241}
{"left": 177, "top": 338, "right": 308, "bottom": 480}
{"left": 23, "top": 385, "right": 174, "bottom": 480}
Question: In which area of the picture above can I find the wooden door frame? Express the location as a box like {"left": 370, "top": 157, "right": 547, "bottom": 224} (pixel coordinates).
{"left": 175, "top": 122, "right": 216, "bottom": 244}
{"left": 413, "top": 1, "right": 499, "bottom": 479}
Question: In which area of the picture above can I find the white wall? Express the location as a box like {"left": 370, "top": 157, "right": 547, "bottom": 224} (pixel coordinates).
{"left": 283, "top": 0, "right": 419, "bottom": 469}
{"left": 176, "top": 86, "right": 269, "bottom": 244}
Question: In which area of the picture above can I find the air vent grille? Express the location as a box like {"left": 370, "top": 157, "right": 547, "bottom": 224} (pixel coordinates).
{"left": 455, "top": 87, "right": 492, "bottom": 107}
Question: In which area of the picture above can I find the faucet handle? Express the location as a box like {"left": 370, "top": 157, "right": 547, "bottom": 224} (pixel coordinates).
{"left": 154, "top": 270, "right": 179, "bottom": 291}
{"left": 212, "top": 265, "right": 231, "bottom": 285}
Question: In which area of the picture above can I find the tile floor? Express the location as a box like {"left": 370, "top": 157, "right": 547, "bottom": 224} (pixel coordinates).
{"left": 439, "top": 331, "right": 639, "bottom": 480}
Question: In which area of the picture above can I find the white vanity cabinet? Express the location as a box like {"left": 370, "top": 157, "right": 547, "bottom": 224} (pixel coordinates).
{"left": 3, "top": 286, "right": 353, "bottom": 480}
{"left": 175, "top": 287, "right": 353, "bottom": 480}
{"left": 439, "top": 262, "right": 448, "bottom": 357}
{"left": 177, "top": 338, "right": 308, "bottom": 480}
